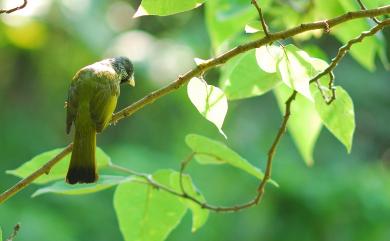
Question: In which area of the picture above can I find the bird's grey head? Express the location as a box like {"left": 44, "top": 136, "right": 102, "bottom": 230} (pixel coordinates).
{"left": 111, "top": 57, "right": 135, "bottom": 86}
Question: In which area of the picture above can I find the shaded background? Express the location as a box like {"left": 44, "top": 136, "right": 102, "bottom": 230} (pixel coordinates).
{"left": 1, "top": 0, "right": 390, "bottom": 240}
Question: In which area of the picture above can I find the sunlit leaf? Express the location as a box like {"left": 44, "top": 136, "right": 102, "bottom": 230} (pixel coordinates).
{"left": 255, "top": 45, "right": 284, "bottom": 73}
{"left": 244, "top": 20, "right": 265, "bottom": 35}
{"left": 274, "top": 84, "right": 322, "bottom": 166}
{"left": 187, "top": 77, "right": 228, "bottom": 138}
{"left": 7, "top": 147, "right": 111, "bottom": 184}
{"left": 220, "top": 50, "right": 280, "bottom": 100}
{"left": 114, "top": 169, "right": 208, "bottom": 241}
{"left": 31, "top": 175, "right": 129, "bottom": 197}
{"left": 185, "top": 134, "right": 277, "bottom": 186}
{"left": 278, "top": 44, "right": 329, "bottom": 101}
{"left": 314, "top": 86, "right": 355, "bottom": 152}
{"left": 134, "top": 0, "right": 206, "bottom": 17}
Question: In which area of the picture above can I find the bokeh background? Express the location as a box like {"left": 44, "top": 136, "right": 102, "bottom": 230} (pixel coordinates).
{"left": 1, "top": 0, "right": 390, "bottom": 241}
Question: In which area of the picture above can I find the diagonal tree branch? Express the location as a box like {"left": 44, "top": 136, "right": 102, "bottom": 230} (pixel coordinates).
{"left": 0, "top": 6, "right": 389, "bottom": 205}
{"left": 110, "top": 5, "right": 390, "bottom": 123}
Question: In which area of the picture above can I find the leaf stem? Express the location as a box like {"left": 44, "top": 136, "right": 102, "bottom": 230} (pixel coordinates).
{"left": 251, "top": 0, "right": 270, "bottom": 36}
{"left": 356, "top": 0, "right": 381, "bottom": 24}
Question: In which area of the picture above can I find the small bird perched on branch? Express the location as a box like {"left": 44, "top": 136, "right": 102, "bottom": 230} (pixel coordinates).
{"left": 65, "top": 57, "right": 135, "bottom": 184}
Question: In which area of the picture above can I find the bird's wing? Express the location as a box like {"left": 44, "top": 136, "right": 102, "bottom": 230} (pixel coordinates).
{"left": 66, "top": 81, "right": 78, "bottom": 134}
{"left": 89, "top": 79, "right": 120, "bottom": 133}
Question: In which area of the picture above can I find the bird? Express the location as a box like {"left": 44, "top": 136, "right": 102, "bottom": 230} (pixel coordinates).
{"left": 65, "top": 57, "right": 135, "bottom": 184}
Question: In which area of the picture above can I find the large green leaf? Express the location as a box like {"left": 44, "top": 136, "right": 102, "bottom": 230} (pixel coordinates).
{"left": 32, "top": 175, "right": 129, "bottom": 197}
{"left": 187, "top": 77, "right": 228, "bottom": 137}
{"left": 220, "top": 50, "right": 281, "bottom": 100}
{"left": 134, "top": 0, "right": 206, "bottom": 17}
{"left": 185, "top": 134, "right": 277, "bottom": 186}
{"left": 0, "top": 226, "right": 2, "bottom": 241}
{"left": 277, "top": 44, "right": 330, "bottom": 101}
{"left": 314, "top": 86, "right": 355, "bottom": 152}
{"left": 7, "top": 147, "right": 111, "bottom": 184}
{"left": 114, "top": 169, "right": 208, "bottom": 241}
{"left": 274, "top": 84, "right": 322, "bottom": 166}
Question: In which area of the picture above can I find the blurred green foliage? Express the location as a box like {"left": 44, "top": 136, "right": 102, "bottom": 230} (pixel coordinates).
{"left": 1, "top": 0, "right": 390, "bottom": 241}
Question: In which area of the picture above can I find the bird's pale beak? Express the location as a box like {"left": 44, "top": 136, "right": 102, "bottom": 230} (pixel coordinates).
{"left": 128, "top": 74, "right": 135, "bottom": 87}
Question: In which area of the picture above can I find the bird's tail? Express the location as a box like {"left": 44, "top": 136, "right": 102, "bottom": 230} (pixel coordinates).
{"left": 66, "top": 111, "right": 98, "bottom": 184}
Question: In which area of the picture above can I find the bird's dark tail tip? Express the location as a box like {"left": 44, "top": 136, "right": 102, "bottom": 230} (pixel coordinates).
{"left": 66, "top": 167, "right": 98, "bottom": 184}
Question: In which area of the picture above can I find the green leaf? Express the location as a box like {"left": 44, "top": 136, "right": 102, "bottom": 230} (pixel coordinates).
{"left": 206, "top": 0, "right": 272, "bottom": 50}
{"left": 152, "top": 170, "right": 208, "bottom": 232}
{"left": 32, "top": 175, "right": 129, "bottom": 197}
{"left": 187, "top": 77, "right": 228, "bottom": 137}
{"left": 277, "top": 44, "right": 329, "bottom": 101}
{"left": 0, "top": 226, "right": 2, "bottom": 241}
{"left": 302, "top": 45, "right": 329, "bottom": 62}
{"left": 185, "top": 134, "right": 277, "bottom": 186}
{"left": 244, "top": 20, "right": 266, "bottom": 35}
{"left": 150, "top": 170, "right": 209, "bottom": 232}
{"left": 114, "top": 169, "right": 205, "bottom": 241}
{"left": 7, "top": 146, "right": 111, "bottom": 184}
{"left": 220, "top": 50, "right": 281, "bottom": 100}
{"left": 274, "top": 84, "right": 322, "bottom": 166}
{"left": 169, "top": 172, "right": 209, "bottom": 232}
{"left": 314, "top": 86, "right": 355, "bottom": 152}
{"left": 134, "top": 0, "right": 206, "bottom": 17}
{"left": 255, "top": 45, "right": 284, "bottom": 73}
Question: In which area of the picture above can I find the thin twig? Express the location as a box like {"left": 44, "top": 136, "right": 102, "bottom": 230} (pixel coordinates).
{"left": 174, "top": 90, "right": 297, "bottom": 212}
{"left": 0, "top": 0, "right": 27, "bottom": 14}
{"left": 309, "top": 19, "right": 390, "bottom": 90}
{"left": 251, "top": 0, "right": 270, "bottom": 36}
{"left": 111, "top": 162, "right": 265, "bottom": 212}
{"left": 356, "top": 0, "right": 381, "bottom": 24}
{"left": 256, "top": 91, "right": 297, "bottom": 199}
{"left": 6, "top": 223, "right": 20, "bottom": 241}
{"left": 1, "top": 6, "right": 389, "bottom": 205}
